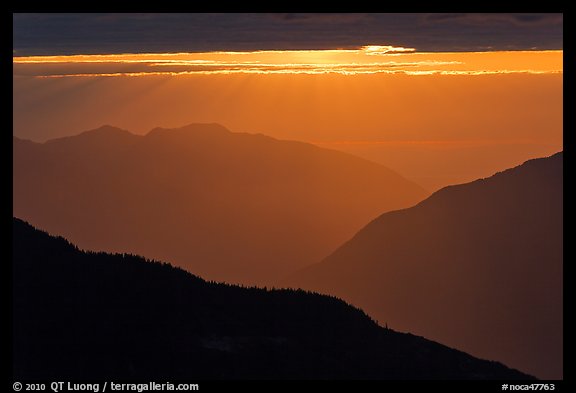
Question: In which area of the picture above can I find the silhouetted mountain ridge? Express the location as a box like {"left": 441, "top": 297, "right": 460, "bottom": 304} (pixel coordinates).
{"left": 147, "top": 122, "right": 232, "bottom": 138}
{"left": 287, "top": 152, "right": 563, "bottom": 379}
{"left": 14, "top": 123, "right": 427, "bottom": 285}
{"left": 45, "top": 125, "right": 137, "bottom": 149}
{"left": 13, "top": 218, "right": 532, "bottom": 380}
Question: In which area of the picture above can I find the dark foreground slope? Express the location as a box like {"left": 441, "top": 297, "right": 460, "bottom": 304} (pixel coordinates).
{"left": 288, "top": 153, "right": 563, "bottom": 379}
{"left": 13, "top": 218, "right": 531, "bottom": 380}
{"left": 13, "top": 123, "right": 426, "bottom": 286}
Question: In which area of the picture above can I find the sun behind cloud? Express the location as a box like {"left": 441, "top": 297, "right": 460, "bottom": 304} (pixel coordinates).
{"left": 13, "top": 47, "right": 562, "bottom": 77}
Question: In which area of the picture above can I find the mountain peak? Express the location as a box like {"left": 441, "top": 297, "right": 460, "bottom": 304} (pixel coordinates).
{"left": 42, "top": 125, "right": 138, "bottom": 148}
{"left": 92, "top": 124, "right": 127, "bottom": 132}
{"left": 147, "top": 123, "right": 231, "bottom": 138}
{"left": 73, "top": 124, "right": 134, "bottom": 139}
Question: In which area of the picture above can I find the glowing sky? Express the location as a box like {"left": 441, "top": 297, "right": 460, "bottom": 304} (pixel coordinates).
{"left": 13, "top": 13, "right": 563, "bottom": 191}
{"left": 13, "top": 47, "right": 561, "bottom": 77}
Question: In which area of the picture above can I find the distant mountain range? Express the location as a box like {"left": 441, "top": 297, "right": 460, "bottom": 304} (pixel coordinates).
{"left": 13, "top": 217, "right": 532, "bottom": 380}
{"left": 287, "top": 153, "right": 563, "bottom": 379}
{"left": 13, "top": 123, "right": 427, "bottom": 285}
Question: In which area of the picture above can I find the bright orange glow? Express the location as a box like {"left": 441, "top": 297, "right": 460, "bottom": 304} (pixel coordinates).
{"left": 309, "top": 138, "right": 548, "bottom": 146}
{"left": 13, "top": 48, "right": 562, "bottom": 77}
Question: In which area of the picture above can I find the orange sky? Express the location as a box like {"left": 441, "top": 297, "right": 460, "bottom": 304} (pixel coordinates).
{"left": 13, "top": 49, "right": 562, "bottom": 190}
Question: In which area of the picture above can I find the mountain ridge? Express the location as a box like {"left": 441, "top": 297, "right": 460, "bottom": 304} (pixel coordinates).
{"left": 286, "top": 152, "right": 563, "bottom": 379}
{"left": 17, "top": 123, "right": 428, "bottom": 182}
{"left": 327, "top": 152, "right": 562, "bottom": 253}
{"left": 13, "top": 217, "right": 533, "bottom": 380}
{"left": 14, "top": 123, "right": 428, "bottom": 285}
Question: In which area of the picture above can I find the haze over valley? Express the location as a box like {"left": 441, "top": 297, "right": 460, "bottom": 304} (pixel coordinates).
{"left": 14, "top": 123, "right": 426, "bottom": 285}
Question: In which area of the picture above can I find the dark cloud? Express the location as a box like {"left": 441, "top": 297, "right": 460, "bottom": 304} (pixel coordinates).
{"left": 13, "top": 13, "right": 563, "bottom": 56}
{"left": 268, "top": 13, "right": 371, "bottom": 23}
{"left": 424, "top": 13, "right": 563, "bottom": 27}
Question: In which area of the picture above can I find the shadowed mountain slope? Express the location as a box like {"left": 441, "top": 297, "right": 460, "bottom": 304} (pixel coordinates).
{"left": 13, "top": 218, "right": 532, "bottom": 380}
{"left": 287, "top": 153, "right": 563, "bottom": 379}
